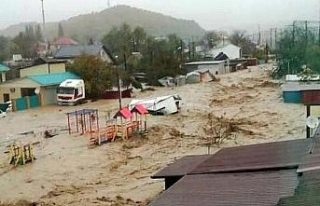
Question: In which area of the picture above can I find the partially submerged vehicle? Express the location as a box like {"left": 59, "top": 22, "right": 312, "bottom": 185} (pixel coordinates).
{"left": 57, "top": 79, "right": 85, "bottom": 105}
{"left": 129, "top": 94, "right": 182, "bottom": 115}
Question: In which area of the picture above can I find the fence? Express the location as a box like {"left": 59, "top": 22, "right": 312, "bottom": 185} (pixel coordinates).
{"left": 12, "top": 95, "right": 41, "bottom": 111}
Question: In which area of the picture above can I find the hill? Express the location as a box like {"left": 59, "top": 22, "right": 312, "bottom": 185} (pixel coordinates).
{"left": 0, "top": 5, "right": 206, "bottom": 43}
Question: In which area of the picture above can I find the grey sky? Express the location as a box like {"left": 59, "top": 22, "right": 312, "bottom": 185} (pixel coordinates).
{"left": 0, "top": 0, "right": 319, "bottom": 31}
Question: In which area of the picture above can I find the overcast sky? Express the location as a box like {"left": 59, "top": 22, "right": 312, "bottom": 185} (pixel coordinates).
{"left": 0, "top": 0, "right": 319, "bottom": 31}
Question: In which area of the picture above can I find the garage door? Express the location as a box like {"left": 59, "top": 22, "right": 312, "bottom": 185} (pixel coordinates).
{"left": 42, "top": 87, "right": 58, "bottom": 105}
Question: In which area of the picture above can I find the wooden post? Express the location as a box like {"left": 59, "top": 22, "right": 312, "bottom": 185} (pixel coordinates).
{"left": 307, "top": 105, "right": 311, "bottom": 138}
{"left": 76, "top": 113, "right": 79, "bottom": 133}
{"left": 67, "top": 113, "right": 71, "bottom": 134}
{"left": 96, "top": 110, "right": 99, "bottom": 132}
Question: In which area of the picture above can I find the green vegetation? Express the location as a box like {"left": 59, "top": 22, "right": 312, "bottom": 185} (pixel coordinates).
{"left": 102, "top": 24, "right": 187, "bottom": 86}
{"left": 0, "top": 5, "right": 206, "bottom": 43}
{"left": 275, "top": 22, "right": 320, "bottom": 78}
{"left": 66, "top": 55, "right": 113, "bottom": 99}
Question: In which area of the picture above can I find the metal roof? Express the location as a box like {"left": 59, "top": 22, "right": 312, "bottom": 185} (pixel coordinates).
{"left": 281, "top": 83, "right": 320, "bottom": 92}
{"left": 67, "top": 109, "right": 97, "bottom": 116}
{"left": 131, "top": 104, "right": 148, "bottom": 115}
{"left": 150, "top": 170, "right": 298, "bottom": 206}
{"left": 277, "top": 170, "right": 320, "bottom": 206}
{"left": 152, "top": 155, "right": 211, "bottom": 178}
{"left": 53, "top": 37, "right": 78, "bottom": 46}
{"left": 0, "top": 63, "right": 10, "bottom": 72}
{"left": 28, "top": 72, "right": 80, "bottom": 86}
{"left": 55, "top": 45, "right": 103, "bottom": 58}
{"left": 114, "top": 108, "right": 132, "bottom": 119}
{"left": 191, "top": 139, "right": 312, "bottom": 174}
{"left": 184, "top": 61, "right": 225, "bottom": 66}
{"left": 0, "top": 77, "right": 40, "bottom": 88}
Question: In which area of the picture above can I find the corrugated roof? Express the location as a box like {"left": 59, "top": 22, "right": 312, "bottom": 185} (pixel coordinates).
{"left": 297, "top": 138, "right": 320, "bottom": 173}
{"left": 114, "top": 108, "right": 132, "bottom": 119}
{"left": 152, "top": 155, "right": 211, "bottom": 178}
{"left": 184, "top": 61, "right": 225, "bottom": 65}
{"left": 55, "top": 45, "right": 104, "bottom": 58}
{"left": 28, "top": 72, "right": 80, "bottom": 86}
{"left": 131, "top": 104, "right": 148, "bottom": 115}
{"left": 281, "top": 83, "right": 320, "bottom": 92}
{"left": 150, "top": 170, "right": 298, "bottom": 206}
{"left": 0, "top": 77, "right": 40, "bottom": 88}
{"left": 277, "top": 170, "right": 320, "bottom": 206}
{"left": 0, "top": 63, "right": 10, "bottom": 72}
{"left": 54, "top": 45, "right": 103, "bottom": 59}
{"left": 191, "top": 139, "right": 312, "bottom": 174}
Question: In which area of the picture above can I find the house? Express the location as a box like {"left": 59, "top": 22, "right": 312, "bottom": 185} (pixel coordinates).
{"left": 149, "top": 137, "right": 320, "bottom": 206}
{"left": 183, "top": 60, "right": 227, "bottom": 75}
{"left": 0, "top": 72, "right": 80, "bottom": 107}
{"left": 20, "top": 57, "right": 67, "bottom": 78}
{"left": 54, "top": 44, "right": 116, "bottom": 64}
{"left": 50, "top": 37, "right": 78, "bottom": 54}
{"left": 207, "top": 43, "right": 242, "bottom": 60}
{"left": 0, "top": 64, "right": 10, "bottom": 83}
{"left": 4, "top": 57, "right": 67, "bottom": 82}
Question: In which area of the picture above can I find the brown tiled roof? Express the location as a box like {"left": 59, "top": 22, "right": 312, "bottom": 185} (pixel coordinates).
{"left": 152, "top": 155, "right": 210, "bottom": 178}
{"left": 150, "top": 170, "right": 298, "bottom": 206}
{"left": 191, "top": 139, "right": 312, "bottom": 174}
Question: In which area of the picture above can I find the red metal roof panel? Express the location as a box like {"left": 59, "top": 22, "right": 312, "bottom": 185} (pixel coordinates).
{"left": 131, "top": 104, "right": 148, "bottom": 115}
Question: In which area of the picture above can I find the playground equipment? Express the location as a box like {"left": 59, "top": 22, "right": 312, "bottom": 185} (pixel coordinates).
{"left": 8, "top": 143, "right": 35, "bottom": 166}
{"left": 130, "top": 104, "right": 148, "bottom": 132}
{"left": 113, "top": 108, "right": 135, "bottom": 140}
{"left": 88, "top": 119, "right": 117, "bottom": 148}
{"left": 67, "top": 106, "right": 148, "bottom": 148}
{"left": 66, "top": 109, "right": 99, "bottom": 135}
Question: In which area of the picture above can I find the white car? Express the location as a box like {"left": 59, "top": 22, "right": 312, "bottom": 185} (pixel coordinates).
{"left": 5, "top": 101, "right": 12, "bottom": 112}
{"left": 0, "top": 110, "right": 6, "bottom": 118}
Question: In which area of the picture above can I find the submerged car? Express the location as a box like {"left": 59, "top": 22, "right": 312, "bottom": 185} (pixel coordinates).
{"left": 0, "top": 110, "right": 6, "bottom": 118}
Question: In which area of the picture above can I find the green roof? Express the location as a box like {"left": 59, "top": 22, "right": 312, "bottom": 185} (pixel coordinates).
{"left": 0, "top": 64, "right": 10, "bottom": 72}
{"left": 28, "top": 72, "right": 80, "bottom": 86}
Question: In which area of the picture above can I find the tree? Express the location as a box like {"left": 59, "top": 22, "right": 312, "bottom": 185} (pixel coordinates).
{"left": 67, "top": 55, "right": 113, "bottom": 99}
{"left": 132, "top": 26, "right": 147, "bottom": 52}
{"left": 230, "top": 30, "right": 247, "bottom": 47}
{"left": 0, "top": 36, "right": 10, "bottom": 61}
{"left": 35, "top": 24, "right": 42, "bottom": 41}
{"left": 275, "top": 25, "right": 315, "bottom": 78}
{"left": 204, "top": 31, "right": 220, "bottom": 49}
{"left": 58, "top": 23, "right": 64, "bottom": 37}
{"left": 101, "top": 24, "right": 186, "bottom": 86}
{"left": 229, "top": 30, "right": 257, "bottom": 56}
{"left": 202, "top": 113, "right": 237, "bottom": 153}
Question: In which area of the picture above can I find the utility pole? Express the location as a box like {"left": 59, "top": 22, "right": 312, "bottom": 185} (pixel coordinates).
{"left": 114, "top": 56, "right": 122, "bottom": 110}
{"left": 292, "top": 21, "right": 295, "bottom": 47}
{"left": 40, "top": 0, "right": 47, "bottom": 51}
{"left": 274, "top": 28, "right": 277, "bottom": 49}
{"left": 305, "top": 20, "right": 308, "bottom": 46}
{"left": 270, "top": 28, "right": 273, "bottom": 50}
{"left": 258, "top": 25, "right": 261, "bottom": 45}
